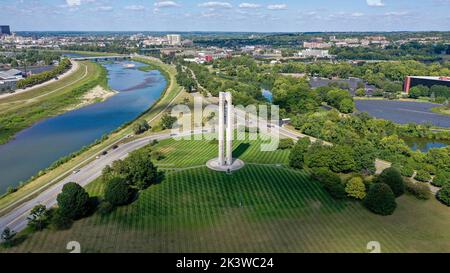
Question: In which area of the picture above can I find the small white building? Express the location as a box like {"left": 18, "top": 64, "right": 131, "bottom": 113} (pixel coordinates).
{"left": 297, "top": 49, "right": 330, "bottom": 59}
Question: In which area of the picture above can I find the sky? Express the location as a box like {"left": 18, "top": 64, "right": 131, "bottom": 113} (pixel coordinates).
{"left": 0, "top": 0, "right": 449, "bottom": 32}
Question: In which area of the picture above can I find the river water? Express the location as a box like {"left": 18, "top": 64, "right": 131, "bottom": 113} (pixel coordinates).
{"left": 0, "top": 61, "right": 166, "bottom": 193}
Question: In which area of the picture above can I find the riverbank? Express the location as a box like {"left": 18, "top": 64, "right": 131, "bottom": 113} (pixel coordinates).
{"left": 432, "top": 106, "right": 450, "bottom": 117}
{"left": 64, "top": 85, "right": 117, "bottom": 111}
{"left": 0, "top": 62, "right": 107, "bottom": 145}
{"left": 0, "top": 56, "right": 184, "bottom": 215}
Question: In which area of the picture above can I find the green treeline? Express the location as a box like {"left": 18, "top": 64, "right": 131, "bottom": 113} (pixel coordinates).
{"left": 16, "top": 59, "right": 72, "bottom": 89}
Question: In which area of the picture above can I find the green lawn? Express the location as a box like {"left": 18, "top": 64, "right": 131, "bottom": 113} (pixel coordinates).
{"left": 4, "top": 137, "right": 450, "bottom": 253}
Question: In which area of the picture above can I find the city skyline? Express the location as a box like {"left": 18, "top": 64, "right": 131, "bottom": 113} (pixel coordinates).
{"left": 0, "top": 0, "right": 449, "bottom": 32}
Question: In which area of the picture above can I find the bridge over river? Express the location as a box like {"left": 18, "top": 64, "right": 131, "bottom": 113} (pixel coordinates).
{"left": 70, "top": 55, "right": 132, "bottom": 62}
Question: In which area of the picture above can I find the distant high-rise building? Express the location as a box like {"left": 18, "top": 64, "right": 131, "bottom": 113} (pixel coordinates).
{"left": 167, "top": 34, "right": 181, "bottom": 46}
{"left": 0, "top": 25, "right": 11, "bottom": 36}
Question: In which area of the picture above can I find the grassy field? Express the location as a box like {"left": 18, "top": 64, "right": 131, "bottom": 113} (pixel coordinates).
{"left": 0, "top": 61, "right": 107, "bottom": 145}
{"left": 432, "top": 106, "right": 450, "bottom": 117}
{"left": 4, "top": 138, "right": 450, "bottom": 253}
{"left": 0, "top": 57, "right": 184, "bottom": 214}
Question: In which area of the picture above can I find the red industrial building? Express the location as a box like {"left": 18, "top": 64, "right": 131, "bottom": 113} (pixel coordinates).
{"left": 404, "top": 76, "right": 450, "bottom": 93}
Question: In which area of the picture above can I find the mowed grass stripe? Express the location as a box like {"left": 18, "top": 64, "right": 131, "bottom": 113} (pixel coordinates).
{"left": 6, "top": 139, "right": 450, "bottom": 253}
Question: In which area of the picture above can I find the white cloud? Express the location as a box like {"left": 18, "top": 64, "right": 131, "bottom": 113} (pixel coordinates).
{"left": 92, "top": 6, "right": 113, "bottom": 12}
{"left": 366, "top": 0, "right": 385, "bottom": 7}
{"left": 239, "top": 3, "right": 261, "bottom": 9}
{"left": 66, "top": 0, "right": 81, "bottom": 6}
{"left": 351, "top": 12, "right": 364, "bottom": 17}
{"left": 125, "top": 5, "right": 146, "bottom": 11}
{"left": 267, "top": 4, "right": 287, "bottom": 10}
{"left": 154, "top": 1, "right": 180, "bottom": 9}
{"left": 198, "top": 2, "right": 233, "bottom": 9}
{"left": 384, "top": 11, "right": 410, "bottom": 16}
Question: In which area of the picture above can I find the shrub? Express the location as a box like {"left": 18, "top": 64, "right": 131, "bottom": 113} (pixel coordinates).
{"left": 437, "top": 184, "right": 450, "bottom": 206}
{"left": 56, "top": 182, "right": 90, "bottom": 220}
{"left": 345, "top": 177, "right": 366, "bottom": 200}
{"left": 431, "top": 172, "right": 450, "bottom": 188}
{"left": 278, "top": 138, "right": 294, "bottom": 150}
{"left": 363, "top": 183, "right": 397, "bottom": 216}
{"left": 151, "top": 150, "right": 165, "bottom": 161}
{"left": 313, "top": 168, "right": 346, "bottom": 199}
{"left": 377, "top": 167, "right": 405, "bottom": 197}
{"left": 415, "top": 169, "right": 432, "bottom": 182}
{"left": 404, "top": 179, "right": 431, "bottom": 200}
{"left": 400, "top": 165, "right": 414, "bottom": 178}
{"left": 104, "top": 177, "right": 132, "bottom": 207}
{"left": 50, "top": 209, "right": 73, "bottom": 230}
{"left": 355, "top": 88, "right": 366, "bottom": 97}
{"left": 27, "top": 204, "right": 51, "bottom": 232}
{"left": 97, "top": 202, "right": 115, "bottom": 215}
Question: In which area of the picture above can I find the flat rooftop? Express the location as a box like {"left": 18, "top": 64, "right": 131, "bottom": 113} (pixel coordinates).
{"left": 409, "top": 76, "right": 450, "bottom": 81}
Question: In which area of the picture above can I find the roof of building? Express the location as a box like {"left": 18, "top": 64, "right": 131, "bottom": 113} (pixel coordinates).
{"left": 409, "top": 76, "right": 450, "bottom": 81}
{"left": 0, "top": 69, "right": 23, "bottom": 80}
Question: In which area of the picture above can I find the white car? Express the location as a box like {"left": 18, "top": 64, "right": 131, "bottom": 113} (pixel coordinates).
{"left": 72, "top": 169, "right": 80, "bottom": 174}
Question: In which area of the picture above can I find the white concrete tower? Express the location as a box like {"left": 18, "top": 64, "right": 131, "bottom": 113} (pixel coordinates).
{"left": 207, "top": 92, "right": 244, "bottom": 172}
{"left": 218, "top": 92, "right": 233, "bottom": 167}
{"left": 225, "top": 92, "right": 233, "bottom": 165}
{"left": 218, "top": 92, "right": 226, "bottom": 166}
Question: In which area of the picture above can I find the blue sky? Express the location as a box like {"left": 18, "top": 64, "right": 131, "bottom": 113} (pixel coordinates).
{"left": 1, "top": 0, "right": 449, "bottom": 32}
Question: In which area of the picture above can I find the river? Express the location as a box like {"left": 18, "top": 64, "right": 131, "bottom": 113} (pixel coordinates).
{"left": 0, "top": 60, "right": 167, "bottom": 194}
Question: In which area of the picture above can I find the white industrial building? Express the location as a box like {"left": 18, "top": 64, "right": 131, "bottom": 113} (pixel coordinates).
{"left": 0, "top": 69, "right": 23, "bottom": 93}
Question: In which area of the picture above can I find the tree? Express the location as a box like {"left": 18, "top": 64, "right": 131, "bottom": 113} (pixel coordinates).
{"left": 289, "top": 138, "right": 311, "bottom": 169}
{"left": 338, "top": 98, "right": 355, "bottom": 114}
{"left": 50, "top": 209, "right": 73, "bottom": 230}
{"left": 27, "top": 204, "right": 50, "bottom": 231}
{"left": 355, "top": 88, "right": 366, "bottom": 97}
{"left": 313, "top": 168, "right": 346, "bottom": 199}
{"left": 305, "top": 142, "right": 333, "bottom": 169}
{"left": 345, "top": 177, "right": 367, "bottom": 200}
{"left": 104, "top": 177, "right": 132, "bottom": 206}
{"left": 160, "top": 113, "right": 177, "bottom": 130}
{"left": 330, "top": 145, "right": 356, "bottom": 173}
{"left": 363, "top": 183, "right": 397, "bottom": 216}
{"left": 278, "top": 138, "right": 294, "bottom": 150}
{"left": 132, "top": 120, "right": 150, "bottom": 135}
{"left": 56, "top": 182, "right": 90, "bottom": 220}
{"left": 377, "top": 167, "right": 405, "bottom": 197}
{"left": 127, "top": 149, "right": 160, "bottom": 190}
{"left": 352, "top": 140, "right": 376, "bottom": 174}
{"left": 437, "top": 184, "right": 450, "bottom": 206}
